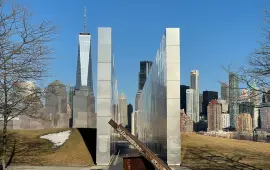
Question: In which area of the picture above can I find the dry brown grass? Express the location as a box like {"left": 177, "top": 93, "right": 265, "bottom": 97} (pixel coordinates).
{"left": 3, "top": 129, "right": 270, "bottom": 169}
{"left": 0, "top": 128, "right": 94, "bottom": 167}
{"left": 181, "top": 133, "right": 270, "bottom": 170}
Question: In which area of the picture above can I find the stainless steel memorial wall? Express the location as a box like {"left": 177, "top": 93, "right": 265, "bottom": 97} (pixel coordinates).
{"left": 96, "top": 27, "right": 117, "bottom": 165}
{"left": 137, "top": 28, "right": 181, "bottom": 166}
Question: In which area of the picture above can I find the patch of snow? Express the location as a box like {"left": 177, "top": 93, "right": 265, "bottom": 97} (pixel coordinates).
{"left": 40, "top": 130, "right": 71, "bottom": 148}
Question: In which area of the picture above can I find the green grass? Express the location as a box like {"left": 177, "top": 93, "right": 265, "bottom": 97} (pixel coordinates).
{"left": 181, "top": 133, "right": 270, "bottom": 170}
{"left": 0, "top": 128, "right": 94, "bottom": 167}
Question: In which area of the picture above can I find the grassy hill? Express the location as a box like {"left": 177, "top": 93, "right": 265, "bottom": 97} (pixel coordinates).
{"left": 1, "top": 129, "right": 270, "bottom": 169}
{"left": 181, "top": 133, "right": 270, "bottom": 170}
{"left": 0, "top": 128, "right": 94, "bottom": 167}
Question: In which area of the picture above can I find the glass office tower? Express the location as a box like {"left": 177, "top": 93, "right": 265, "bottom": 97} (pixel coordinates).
{"left": 229, "top": 73, "right": 240, "bottom": 130}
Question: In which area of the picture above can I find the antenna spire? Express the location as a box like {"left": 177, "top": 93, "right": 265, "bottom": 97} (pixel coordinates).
{"left": 84, "top": 6, "right": 87, "bottom": 32}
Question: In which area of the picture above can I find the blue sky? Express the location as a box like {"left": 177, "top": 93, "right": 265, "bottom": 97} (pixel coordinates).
{"left": 19, "top": 0, "right": 267, "bottom": 105}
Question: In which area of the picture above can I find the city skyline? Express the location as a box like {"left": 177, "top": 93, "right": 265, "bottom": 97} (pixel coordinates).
{"left": 1, "top": 1, "right": 270, "bottom": 169}
{"left": 20, "top": 0, "right": 266, "bottom": 105}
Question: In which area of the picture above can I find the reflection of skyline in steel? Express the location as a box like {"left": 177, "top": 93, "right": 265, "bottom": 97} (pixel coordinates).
{"left": 138, "top": 61, "right": 153, "bottom": 91}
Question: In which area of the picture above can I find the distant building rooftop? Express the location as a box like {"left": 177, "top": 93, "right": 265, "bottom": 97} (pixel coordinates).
{"left": 49, "top": 80, "right": 65, "bottom": 87}
{"left": 79, "top": 32, "right": 90, "bottom": 35}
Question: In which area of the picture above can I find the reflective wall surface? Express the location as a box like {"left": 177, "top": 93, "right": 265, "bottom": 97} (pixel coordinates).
{"left": 96, "top": 27, "right": 117, "bottom": 165}
{"left": 137, "top": 28, "right": 181, "bottom": 166}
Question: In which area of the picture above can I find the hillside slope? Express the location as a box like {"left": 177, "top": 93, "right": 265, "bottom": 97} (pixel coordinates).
{"left": 0, "top": 128, "right": 94, "bottom": 167}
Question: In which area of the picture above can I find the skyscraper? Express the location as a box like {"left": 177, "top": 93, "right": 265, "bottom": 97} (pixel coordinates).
{"left": 229, "top": 73, "right": 240, "bottom": 130}
{"left": 180, "top": 85, "right": 190, "bottom": 112}
{"left": 73, "top": 7, "right": 95, "bottom": 128}
{"left": 119, "top": 92, "right": 128, "bottom": 126}
{"left": 45, "top": 80, "right": 67, "bottom": 115}
{"left": 221, "top": 83, "right": 229, "bottom": 101}
{"left": 202, "top": 90, "right": 218, "bottom": 118}
{"left": 186, "top": 89, "right": 196, "bottom": 122}
{"left": 131, "top": 111, "right": 138, "bottom": 136}
{"left": 236, "top": 113, "right": 253, "bottom": 132}
{"left": 67, "top": 86, "right": 74, "bottom": 127}
{"left": 250, "top": 82, "right": 260, "bottom": 129}
{"left": 218, "top": 99, "right": 228, "bottom": 113}
{"left": 260, "top": 106, "right": 270, "bottom": 131}
{"left": 75, "top": 7, "right": 93, "bottom": 93}
{"left": 135, "top": 90, "right": 142, "bottom": 111}
{"left": 73, "top": 87, "right": 96, "bottom": 128}
{"left": 207, "top": 100, "right": 222, "bottom": 131}
{"left": 135, "top": 61, "right": 152, "bottom": 111}
{"left": 239, "top": 102, "right": 254, "bottom": 115}
{"left": 138, "top": 61, "right": 152, "bottom": 90}
{"left": 199, "top": 94, "right": 203, "bottom": 114}
{"left": 127, "top": 104, "right": 133, "bottom": 132}
{"left": 262, "top": 88, "right": 270, "bottom": 103}
{"left": 190, "top": 70, "right": 199, "bottom": 123}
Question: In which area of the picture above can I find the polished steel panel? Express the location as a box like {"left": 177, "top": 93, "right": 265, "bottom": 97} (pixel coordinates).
{"left": 138, "top": 28, "right": 181, "bottom": 166}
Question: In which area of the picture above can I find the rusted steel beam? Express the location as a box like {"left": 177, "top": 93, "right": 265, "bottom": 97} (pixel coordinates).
{"left": 108, "top": 119, "right": 172, "bottom": 170}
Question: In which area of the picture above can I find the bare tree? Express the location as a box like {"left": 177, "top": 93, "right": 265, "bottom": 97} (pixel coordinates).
{"left": 224, "top": 9, "right": 270, "bottom": 108}
{"left": 0, "top": 1, "right": 56, "bottom": 169}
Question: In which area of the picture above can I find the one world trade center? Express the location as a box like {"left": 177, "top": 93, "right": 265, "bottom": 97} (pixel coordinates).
{"left": 73, "top": 7, "right": 96, "bottom": 128}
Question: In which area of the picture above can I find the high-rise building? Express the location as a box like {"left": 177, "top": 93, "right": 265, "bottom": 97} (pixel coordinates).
{"left": 262, "top": 88, "right": 270, "bottom": 103}
{"left": 131, "top": 111, "right": 138, "bottom": 136}
{"left": 221, "top": 83, "right": 229, "bottom": 101}
{"left": 236, "top": 113, "right": 253, "bottom": 132}
{"left": 202, "top": 90, "right": 218, "bottom": 118}
{"left": 180, "top": 85, "right": 189, "bottom": 112}
{"left": 73, "top": 7, "right": 95, "bottom": 128}
{"left": 186, "top": 89, "right": 196, "bottom": 122}
{"left": 67, "top": 86, "right": 74, "bottom": 127}
{"left": 127, "top": 104, "right": 133, "bottom": 131}
{"left": 207, "top": 100, "right": 222, "bottom": 131}
{"left": 250, "top": 83, "right": 260, "bottom": 129}
{"left": 45, "top": 80, "right": 67, "bottom": 115}
{"left": 239, "top": 102, "right": 254, "bottom": 115}
{"left": 135, "top": 90, "right": 142, "bottom": 111}
{"left": 218, "top": 99, "right": 228, "bottom": 113}
{"left": 229, "top": 73, "right": 240, "bottom": 130}
{"left": 135, "top": 61, "right": 152, "bottom": 111}
{"left": 138, "top": 61, "right": 152, "bottom": 90}
{"left": 73, "top": 87, "right": 96, "bottom": 128}
{"left": 221, "top": 113, "right": 230, "bottom": 129}
{"left": 119, "top": 93, "right": 128, "bottom": 126}
{"left": 180, "top": 110, "right": 193, "bottom": 132}
{"left": 199, "top": 94, "right": 203, "bottom": 114}
{"left": 219, "top": 99, "right": 230, "bottom": 130}
{"left": 190, "top": 70, "right": 199, "bottom": 123}
{"left": 75, "top": 8, "right": 93, "bottom": 92}
{"left": 260, "top": 106, "right": 270, "bottom": 131}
